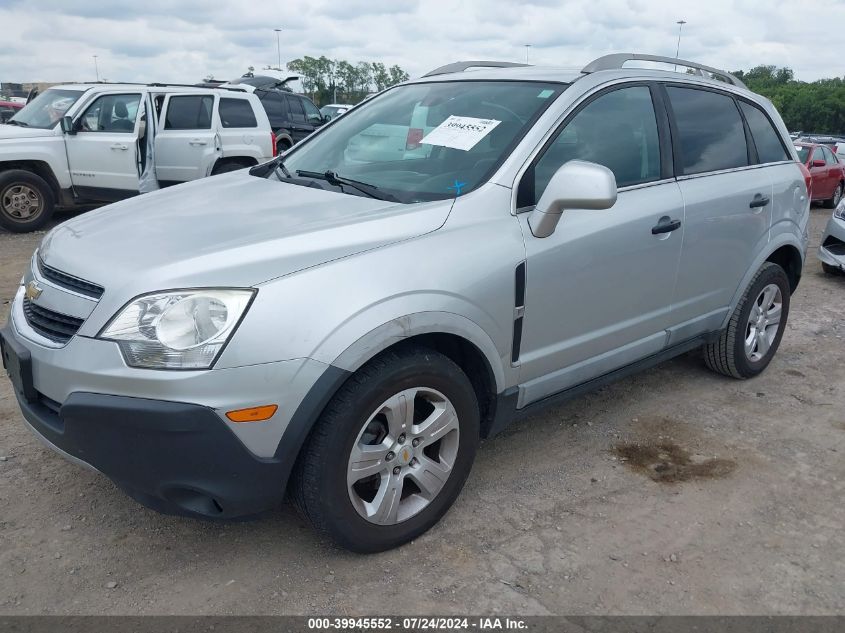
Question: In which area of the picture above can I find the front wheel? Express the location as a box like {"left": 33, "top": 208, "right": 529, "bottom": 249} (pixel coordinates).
{"left": 0, "top": 170, "right": 55, "bottom": 233}
{"left": 703, "top": 262, "right": 791, "bottom": 379}
{"left": 291, "top": 347, "right": 479, "bottom": 553}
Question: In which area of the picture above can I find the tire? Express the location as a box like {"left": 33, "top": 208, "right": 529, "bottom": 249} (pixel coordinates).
{"left": 276, "top": 139, "right": 292, "bottom": 155}
{"left": 0, "top": 169, "right": 55, "bottom": 233}
{"left": 703, "top": 262, "right": 791, "bottom": 379}
{"left": 211, "top": 161, "right": 249, "bottom": 176}
{"left": 291, "top": 346, "right": 480, "bottom": 553}
{"left": 822, "top": 262, "right": 842, "bottom": 275}
{"left": 824, "top": 182, "right": 843, "bottom": 208}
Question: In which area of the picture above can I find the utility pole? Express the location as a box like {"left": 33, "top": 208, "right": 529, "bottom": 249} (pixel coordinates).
{"left": 525, "top": 44, "right": 531, "bottom": 63}
{"left": 274, "top": 28, "right": 282, "bottom": 72}
{"left": 93, "top": 55, "right": 100, "bottom": 82}
{"left": 674, "top": 20, "right": 686, "bottom": 70}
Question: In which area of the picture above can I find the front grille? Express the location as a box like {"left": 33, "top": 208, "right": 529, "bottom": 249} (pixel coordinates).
{"left": 823, "top": 235, "right": 845, "bottom": 256}
{"left": 22, "top": 298, "right": 84, "bottom": 344}
{"left": 38, "top": 259, "right": 104, "bottom": 299}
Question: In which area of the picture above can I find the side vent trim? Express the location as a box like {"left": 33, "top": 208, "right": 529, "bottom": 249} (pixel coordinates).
{"left": 511, "top": 262, "right": 526, "bottom": 364}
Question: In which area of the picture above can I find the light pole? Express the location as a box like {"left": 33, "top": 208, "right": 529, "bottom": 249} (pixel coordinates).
{"left": 274, "top": 28, "right": 282, "bottom": 71}
{"left": 525, "top": 44, "right": 532, "bottom": 63}
{"left": 674, "top": 20, "right": 686, "bottom": 70}
{"left": 93, "top": 55, "right": 100, "bottom": 82}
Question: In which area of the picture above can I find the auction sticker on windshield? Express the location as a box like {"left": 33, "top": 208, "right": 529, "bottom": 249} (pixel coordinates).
{"left": 421, "top": 115, "right": 501, "bottom": 151}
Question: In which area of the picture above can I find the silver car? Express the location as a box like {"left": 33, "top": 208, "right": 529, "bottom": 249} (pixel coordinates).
{"left": 818, "top": 200, "right": 845, "bottom": 274}
{"left": 1, "top": 54, "right": 810, "bottom": 552}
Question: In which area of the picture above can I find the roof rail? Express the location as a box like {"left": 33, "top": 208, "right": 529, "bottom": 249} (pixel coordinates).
{"left": 423, "top": 61, "right": 530, "bottom": 78}
{"left": 146, "top": 82, "right": 247, "bottom": 92}
{"left": 581, "top": 53, "right": 747, "bottom": 89}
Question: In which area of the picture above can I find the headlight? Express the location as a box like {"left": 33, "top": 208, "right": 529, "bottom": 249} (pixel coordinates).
{"left": 99, "top": 289, "right": 255, "bottom": 369}
{"left": 834, "top": 202, "right": 845, "bottom": 220}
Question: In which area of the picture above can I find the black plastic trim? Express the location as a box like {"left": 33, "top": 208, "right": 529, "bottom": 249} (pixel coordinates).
{"left": 488, "top": 333, "right": 716, "bottom": 437}
{"left": 38, "top": 257, "right": 104, "bottom": 299}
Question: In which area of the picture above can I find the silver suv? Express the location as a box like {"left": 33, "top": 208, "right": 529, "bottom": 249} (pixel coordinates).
{"left": 1, "top": 54, "right": 810, "bottom": 552}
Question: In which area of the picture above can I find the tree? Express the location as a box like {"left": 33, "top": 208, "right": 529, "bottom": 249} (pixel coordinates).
{"left": 389, "top": 65, "right": 410, "bottom": 85}
{"left": 288, "top": 56, "right": 410, "bottom": 105}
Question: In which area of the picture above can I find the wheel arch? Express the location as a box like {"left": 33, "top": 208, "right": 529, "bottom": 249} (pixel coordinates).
{"left": 211, "top": 156, "right": 258, "bottom": 174}
{"left": 0, "top": 160, "right": 61, "bottom": 202}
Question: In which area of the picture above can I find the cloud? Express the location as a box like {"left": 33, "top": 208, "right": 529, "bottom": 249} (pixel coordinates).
{"left": 0, "top": 0, "right": 842, "bottom": 88}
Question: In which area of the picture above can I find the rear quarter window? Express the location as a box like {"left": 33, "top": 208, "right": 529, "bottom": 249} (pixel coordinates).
{"left": 667, "top": 86, "right": 748, "bottom": 175}
{"left": 219, "top": 98, "right": 257, "bottom": 128}
{"left": 739, "top": 101, "right": 788, "bottom": 164}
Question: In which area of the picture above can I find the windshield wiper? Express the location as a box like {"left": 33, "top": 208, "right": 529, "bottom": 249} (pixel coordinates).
{"left": 6, "top": 119, "right": 27, "bottom": 127}
{"left": 274, "top": 159, "right": 292, "bottom": 179}
{"left": 296, "top": 170, "right": 398, "bottom": 202}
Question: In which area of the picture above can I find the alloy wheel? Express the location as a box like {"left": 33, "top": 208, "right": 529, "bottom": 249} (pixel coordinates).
{"left": 347, "top": 387, "right": 460, "bottom": 525}
{"left": 744, "top": 283, "right": 783, "bottom": 362}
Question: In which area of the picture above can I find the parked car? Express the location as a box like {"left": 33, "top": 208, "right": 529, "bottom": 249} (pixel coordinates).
{"left": 320, "top": 103, "right": 352, "bottom": 120}
{"left": 0, "top": 100, "right": 23, "bottom": 124}
{"left": 224, "top": 77, "right": 327, "bottom": 154}
{"left": 0, "top": 84, "right": 274, "bottom": 232}
{"left": 794, "top": 141, "right": 845, "bottom": 207}
{"left": 818, "top": 200, "right": 845, "bottom": 274}
{"left": 1, "top": 53, "right": 809, "bottom": 553}
{"left": 834, "top": 141, "right": 845, "bottom": 164}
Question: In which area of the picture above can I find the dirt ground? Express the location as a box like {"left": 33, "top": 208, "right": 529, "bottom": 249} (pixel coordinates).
{"left": 0, "top": 207, "right": 843, "bottom": 616}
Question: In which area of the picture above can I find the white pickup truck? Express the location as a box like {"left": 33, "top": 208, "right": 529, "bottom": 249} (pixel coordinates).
{"left": 0, "top": 83, "right": 275, "bottom": 232}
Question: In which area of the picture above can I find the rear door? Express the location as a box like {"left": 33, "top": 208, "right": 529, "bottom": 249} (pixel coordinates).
{"left": 216, "top": 96, "right": 263, "bottom": 160}
{"left": 64, "top": 91, "right": 143, "bottom": 199}
{"left": 155, "top": 93, "right": 219, "bottom": 182}
{"left": 666, "top": 85, "right": 774, "bottom": 337}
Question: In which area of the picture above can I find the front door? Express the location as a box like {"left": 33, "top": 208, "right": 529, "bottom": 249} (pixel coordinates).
{"left": 516, "top": 84, "right": 684, "bottom": 405}
{"left": 155, "top": 93, "right": 220, "bottom": 182}
{"left": 64, "top": 92, "right": 143, "bottom": 199}
{"left": 286, "top": 96, "right": 317, "bottom": 143}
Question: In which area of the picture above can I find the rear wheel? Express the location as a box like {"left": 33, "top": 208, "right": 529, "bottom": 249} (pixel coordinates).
{"left": 0, "top": 170, "right": 55, "bottom": 233}
{"left": 824, "top": 182, "right": 843, "bottom": 208}
{"left": 276, "top": 139, "right": 292, "bottom": 155}
{"left": 703, "top": 262, "right": 791, "bottom": 379}
{"left": 291, "top": 347, "right": 479, "bottom": 553}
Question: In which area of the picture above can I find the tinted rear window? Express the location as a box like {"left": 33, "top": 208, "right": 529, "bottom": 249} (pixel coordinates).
{"left": 165, "top": 95, "right": 213, "bottom": 130}
{"left": 739, "top": 101, "right": 788, "bottom": 164}
{"left": 219, "top": 98, "right": 257, "bottom": 128}
{"left": 667, "top": 87, "right": 747, "bottom": 175}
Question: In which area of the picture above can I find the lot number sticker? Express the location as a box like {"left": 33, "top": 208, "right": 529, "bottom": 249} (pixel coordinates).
{"left": 421, "top": 115, "right": 501, "bottom": 151}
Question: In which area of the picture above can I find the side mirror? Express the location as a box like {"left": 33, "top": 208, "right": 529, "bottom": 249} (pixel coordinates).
{"left": 60, "top": 115, "right": 76, "bottom": 135}
{"left": 528, "top": 160, "right": 617, "bottom": 238}
{"left": 812, "top": 159, "right": 826, "bottom": 167}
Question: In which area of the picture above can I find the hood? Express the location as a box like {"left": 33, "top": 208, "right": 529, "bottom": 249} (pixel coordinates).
{"left": 0, "top": 124, "right": 57, "bottom": 139}
{"left": 39, "top": 171, "right": 452, "bottom": 297}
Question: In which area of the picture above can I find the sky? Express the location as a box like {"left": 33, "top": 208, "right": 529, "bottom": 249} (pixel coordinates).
{"left": 1, "top": 0, "right": 843, "bottom": 89}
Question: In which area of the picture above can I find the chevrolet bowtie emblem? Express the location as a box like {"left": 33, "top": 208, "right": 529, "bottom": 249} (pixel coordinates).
{"left": 25, "top": 280, "right": 43, "bottom": 301}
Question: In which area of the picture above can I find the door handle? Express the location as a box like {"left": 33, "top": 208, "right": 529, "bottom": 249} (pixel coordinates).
{"left": 749, "top": 194, "right": 770, "bottom": 209}
{"left": 189, "top": 139, "right": 208, "bottom": 146}
{"left": 651, "top": 218, "right": 682, "bottom": 235}
{"left": 110, "top": 143, "right": 128, "bottom": 151}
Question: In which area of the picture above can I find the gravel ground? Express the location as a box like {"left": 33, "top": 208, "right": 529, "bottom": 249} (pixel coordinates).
{"left": 0, "top": 206, "right": 843, "bottom": 615}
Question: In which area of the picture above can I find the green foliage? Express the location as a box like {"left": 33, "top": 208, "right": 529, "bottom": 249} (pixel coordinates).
{"left": 285, "top": 56, "right": 410, "bottom": 106}
{"left": 733, "top": 65, "right": 845, "bottom": 134}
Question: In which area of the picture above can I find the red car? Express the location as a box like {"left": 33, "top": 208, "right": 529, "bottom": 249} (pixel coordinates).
{"left": 0, "top": 100, "right": 23, "bottom": 124}
{"left": 795, "top": 141, "right": 845, "bottom": 207}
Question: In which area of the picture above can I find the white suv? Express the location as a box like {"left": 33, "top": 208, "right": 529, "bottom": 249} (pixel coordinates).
{"left": 0, "top": 84, "right": 275, "bottom": 232}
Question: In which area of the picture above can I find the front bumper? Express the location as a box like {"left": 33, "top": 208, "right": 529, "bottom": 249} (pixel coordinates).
{"left": 1, "top": 312, "right": 344, "bottom": 519}
{"left": 818, "top": 214, "right": 845, "bottom": 270}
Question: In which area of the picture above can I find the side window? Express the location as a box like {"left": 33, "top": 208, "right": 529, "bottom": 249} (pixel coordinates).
{"left": 287, "top": 97, "right": 306, "bottom": 123}
{"left": 301, "top": 98, "right": 322, "bottom": 124}
{"left": 739, "top": 101, "right": 788, "bottom": 164}
{"left": 667, "top": 86, "right": 748, "bottom": 175}
{"left": 823, "top": 147, "right": 837, "bottom": 164}
{"left": 164, "top": 95, "right": 213, "bottom": 130}
{"left": 78, "top": 93, "right": 141, "bottom": 133}
{"left": 260, "top": 92, "right": 287, "bottom": 121}
{"left": 812, "top": 148, "right": 827, "bottom": 165}
{"left": 219, "top": 98, "right": 257, "bottom": 128}
{"left": 529, "top": 85, "right": 661, "bottom": 203}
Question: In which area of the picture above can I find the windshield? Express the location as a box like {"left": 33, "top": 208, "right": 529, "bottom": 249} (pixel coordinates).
{"left": 795, "top": 146, "right": 810, "bottom": 163}
{"left": 9, "top": 88, "right": 85, "bottom": 129}
{"left": 279, "top": 81, "right": 564, "bottom": 203}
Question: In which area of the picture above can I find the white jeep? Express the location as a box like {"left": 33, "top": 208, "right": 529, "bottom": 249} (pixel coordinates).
{"left": 0, "top": 84, "right": 275, "bottom": 232}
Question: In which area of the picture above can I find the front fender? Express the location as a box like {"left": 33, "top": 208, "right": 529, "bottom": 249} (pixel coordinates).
{"left": 327, "top": 309, "right": 507, "bottom": 393}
